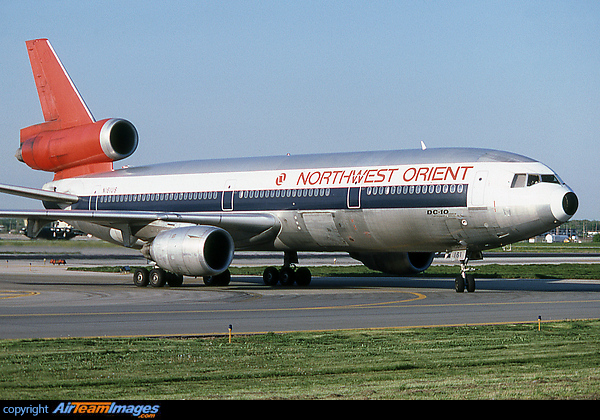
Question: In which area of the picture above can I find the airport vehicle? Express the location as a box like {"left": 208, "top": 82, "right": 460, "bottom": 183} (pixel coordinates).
{"left": 0, "top": 39, "right": 578, "bottom": 292}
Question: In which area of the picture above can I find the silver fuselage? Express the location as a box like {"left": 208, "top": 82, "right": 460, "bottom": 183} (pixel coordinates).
{"left": 44, "top": 147, "right": 577, "bottom": 254}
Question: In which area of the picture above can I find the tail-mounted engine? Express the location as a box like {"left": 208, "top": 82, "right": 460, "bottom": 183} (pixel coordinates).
{"left": 18, "top": 39, "right": 139, "bottom": 180}
{"left": 350, "top": 251, "right": 435, "bottom": 276}
{"left": 17, "top": 118, "right": 138, "bottom": 180}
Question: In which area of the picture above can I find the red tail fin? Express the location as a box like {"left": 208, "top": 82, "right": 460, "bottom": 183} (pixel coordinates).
{"left": 26, "top": 38, "right": 95, "bottom": 129}
{"left": 18, "top": 39, "right": 138, "bottom": 180}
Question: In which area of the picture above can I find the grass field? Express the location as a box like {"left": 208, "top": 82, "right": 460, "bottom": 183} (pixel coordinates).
{"left": 70, "top": 263, "right": 600, "bottom": 280}
{"left": 1, "top": 320, "right": 599, "bottom": 400}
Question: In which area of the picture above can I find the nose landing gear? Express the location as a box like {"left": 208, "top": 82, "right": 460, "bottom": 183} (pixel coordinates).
{"left": 454, "top": 249, "right": 481, "bottom": 293}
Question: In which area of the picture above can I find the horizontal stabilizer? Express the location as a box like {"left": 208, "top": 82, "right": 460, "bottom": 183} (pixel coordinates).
{"left": 0, "top": 183, "right": 79, "bottom": 203}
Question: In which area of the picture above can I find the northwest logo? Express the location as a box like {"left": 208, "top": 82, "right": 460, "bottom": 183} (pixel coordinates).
{"left": 275, "top": 173, "right": 287, "bottom": 186}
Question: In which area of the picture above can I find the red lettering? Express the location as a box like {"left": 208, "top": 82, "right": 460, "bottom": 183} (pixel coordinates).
{"left": 445, "top": 166, "right": 458, "bottom": 181}
{"left": 297, "top": 167, "right": 403, "bottom": 186}
{"left": 431, "top": 167, "right": 445, "bottom": 181}
{"left": 351, "top": 170, "right": 365, "bottom": 184}
{"left": 400, "top": 165, "right": 474, "bottom": 183}
{"left": 321, "top": 171, "right": 332, "bottom": 184}
{"left": 298, "top": 172, "right": 310, "bottom": 185}
{"left": 387, "top": 168, "right": 398, "bottom": 182}
{"left": 460, "top": 166, "right": 473, "bottom": 180}
{"left": 403, "top": 167, "right": 416, "bottom": 182}
{"left": 416, "top": 167, "right": 429, "bottom": 182}
{"left": 308, "top": 171, "right": 321, "bottom": 185}
{"left": 332, "top": 170, "right": 343, "bottom": 184}
{"left": 363, "top": 169, "right": 375, "bottom": 183}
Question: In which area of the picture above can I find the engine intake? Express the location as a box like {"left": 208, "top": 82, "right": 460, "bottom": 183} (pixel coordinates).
{"left": 148, "top": 226, "right": 234, "bottom": 277}
{"left": 350, "top": 251, "right": 434, "bottom": 276}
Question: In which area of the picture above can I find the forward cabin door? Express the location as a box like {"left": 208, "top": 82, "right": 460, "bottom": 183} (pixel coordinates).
{"left": 222, "top": 180, "right": 235, "bottom": 211}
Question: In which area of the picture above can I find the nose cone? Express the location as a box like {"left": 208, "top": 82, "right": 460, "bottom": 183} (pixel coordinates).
{"left": 551, "top": 190, "right": 578, "bottom": 222}
{"left": 562, "top": 192, "right": 578, "bottom": 217}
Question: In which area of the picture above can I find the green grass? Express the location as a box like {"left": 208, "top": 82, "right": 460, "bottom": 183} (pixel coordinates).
{"left": 70, "top": 263, "right": 600, "bottom": 280}
{"left": 1, "top": 320, "right": 599, "bottom": 399}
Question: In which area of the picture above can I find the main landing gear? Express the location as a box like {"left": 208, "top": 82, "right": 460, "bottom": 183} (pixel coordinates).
{"left": 262, "top": 251, "right": 312, "bottom": 287}
{"left": 133, "top": 266, "right": 232, "bottom": 287}
{"left": 133, "top": 268, "right": 231, "bottom": 287}
{"left": 133, "top": 267, "right": 183, "bottom": 288}
{"left": 454, "top": 249, "right": 482, "bottom": 293}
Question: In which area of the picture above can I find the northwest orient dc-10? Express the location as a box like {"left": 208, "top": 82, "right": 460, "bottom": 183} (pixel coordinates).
{"left": 0, "top": 39, "right": 579, "bottom": 292}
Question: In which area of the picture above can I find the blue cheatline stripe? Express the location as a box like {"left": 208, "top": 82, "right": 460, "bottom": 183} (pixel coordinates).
{"left": 73, "top": 184, "right": 468, "bottom": 212}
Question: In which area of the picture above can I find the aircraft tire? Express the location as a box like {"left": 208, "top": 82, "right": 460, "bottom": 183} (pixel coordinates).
{"left": 203, "top": 270, "right": 231, "bottom": 286}
{"left": 217, "top": 270, "right": 231, "bottom": 286}
{"left": 149, "top": 268, "right": 166, "bottom": 288}
{"left": 133, "top": 268, "right": 149, "bottom": 287}
{"left": 455, "top": 275, "right": 465, "bottom": 293}
{"left": 263, "top": 266, "right": 280, "bottom": 286}
{"left": 166, "top": 273, "right": 184, "bottom": 287}
{"left": 279, "top": 267, "right": 296, "bottom": 286}
{"left": 295, "top": 267, "right": 311, "bottom": 286}
{"left": 466, "top": 274, "right": 476, "bottom": 293}
{"left": 203, "top": 275, "right": 218, "bottom": 286}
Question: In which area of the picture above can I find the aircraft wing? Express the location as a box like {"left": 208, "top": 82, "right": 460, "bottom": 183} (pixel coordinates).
{"left": 0, "top": 209, "right": 281, "bottom": 248}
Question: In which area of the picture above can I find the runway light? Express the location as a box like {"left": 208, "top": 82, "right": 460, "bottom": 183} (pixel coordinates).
{"left": 228, "top": 324, "right": 232, "bottom": 343}
{"left": 538, "top": 316, "right": 542, "bottom": 331}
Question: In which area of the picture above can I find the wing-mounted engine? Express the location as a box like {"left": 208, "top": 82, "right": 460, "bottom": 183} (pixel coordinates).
{"left": 143, "top": 226, "right": 235, "bottom": 277}
{"left": 17, "top": 118, "right": 138, "bottom": 180}
{"left": 350, "top": 251, "right": 434, "bottom": 276}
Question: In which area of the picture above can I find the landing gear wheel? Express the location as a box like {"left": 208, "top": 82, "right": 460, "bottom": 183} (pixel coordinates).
{"left": 455, "top": 273, "right": 476, "bottom": 293}
{"left": 263, "top": 266, "right": 280, "bottom": 286}
{"left": 149, "top": 268, "right": 166, "bottom": 287}
{"left": 465, "top": 273, "right": 476, "bottom": 293}
{"left": 203, "top": 269, "right": 231, "bottom": 286}
{"left": 295, "top": 267, "right": 311, "bottom": 286}
{"left": 166, "top": 273, "right": 184, "bottom": 287}
{"left": 133, "top": 268, "right": 149, "bottom": 287}
{"left": 279, "top": 267, "right": 296, "bottom": 286}
{"left": 455, "top": 275, "right": 465, "bottom": 293}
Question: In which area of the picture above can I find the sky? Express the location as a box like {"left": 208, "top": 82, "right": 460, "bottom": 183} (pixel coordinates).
{"left": 1, "top": 1, "right": 599, "bottom": 219}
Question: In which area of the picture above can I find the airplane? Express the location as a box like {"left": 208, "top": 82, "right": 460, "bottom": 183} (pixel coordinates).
{"left": 0, "top": 38, "right": 579, "bottom": 292}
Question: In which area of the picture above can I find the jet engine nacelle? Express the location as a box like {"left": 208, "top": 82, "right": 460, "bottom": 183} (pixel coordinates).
{"left": 148, "top": 226, "right": 234, "bottom": 277}
{"left": 17, "top": 118, "right": 138, "bottom": 179}
{"left": 350, "top": 251, "right": 435, "bottom": 276}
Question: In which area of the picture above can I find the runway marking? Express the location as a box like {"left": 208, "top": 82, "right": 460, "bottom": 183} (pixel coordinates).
{"left": 2, "top": 294, "right": 600, "bottom": 319}
{"left": 0, "top": 290, "right": 39, "bottom": 299}
{"left": 0, "top": 290, "right": 426, "bottom": 317}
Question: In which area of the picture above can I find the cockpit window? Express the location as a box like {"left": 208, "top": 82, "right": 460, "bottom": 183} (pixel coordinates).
{"left": 527, "top": 174, "right": 540, "bottom": 186}
{"left": 511, "top": 173, "right": 561, "bottom": 188}
{"left": 541, "top": 174, "right": 560, "bottom": 184}
{"left": 511, "top": 174, "right": 526, "bottom": 188}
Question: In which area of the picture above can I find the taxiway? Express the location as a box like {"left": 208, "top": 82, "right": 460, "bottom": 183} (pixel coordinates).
{"left": 1, "top": 260, "right": 598, "bottom": 339}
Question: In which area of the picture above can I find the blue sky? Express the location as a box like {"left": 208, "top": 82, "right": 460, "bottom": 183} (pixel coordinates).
{"left": 1, "top": 1, "right": 599, "bottom": 219}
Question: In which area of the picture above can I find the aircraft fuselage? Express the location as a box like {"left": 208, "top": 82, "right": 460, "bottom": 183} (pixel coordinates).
{"left": 45, "top": 147, "right": 576, "bottom": 255}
